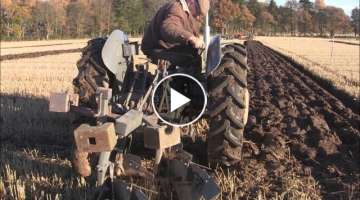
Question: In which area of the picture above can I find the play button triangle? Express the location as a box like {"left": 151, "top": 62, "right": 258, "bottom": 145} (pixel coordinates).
{"left": 170, "top": 88, "right": 191, "bottom": 112}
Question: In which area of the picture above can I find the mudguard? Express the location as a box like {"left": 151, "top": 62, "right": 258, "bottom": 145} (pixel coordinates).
{"left": 206, "top": 35, "right": 221, "bottom": 75}
{"left": 102, "top": 30, "right": 129, "bottom": 87}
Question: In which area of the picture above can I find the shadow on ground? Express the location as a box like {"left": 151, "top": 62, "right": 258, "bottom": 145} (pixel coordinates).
{"left": 1, "top": 93, "right": 75, "bottom": 158}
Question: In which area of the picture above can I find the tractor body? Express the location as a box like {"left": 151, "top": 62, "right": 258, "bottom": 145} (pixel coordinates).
{"left": 49, "top": 23, "right": 249, "bottom": 199}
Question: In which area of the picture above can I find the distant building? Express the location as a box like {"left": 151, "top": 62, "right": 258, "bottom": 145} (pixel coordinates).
{"left": 315, "top": 0, "right": 326, "bottom": 10}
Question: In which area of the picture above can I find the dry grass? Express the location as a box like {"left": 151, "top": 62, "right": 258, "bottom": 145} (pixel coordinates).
{"left": 214, "top": 167, "right": 321, "bottom": 200}
{"left": 0, "top": 51, "right": 90, "bottom": 199}
{"left": 0, "top": 145, "right": 94, "bottom": 200}
{"left": 257, "top": 37, "right": 360, "bottom": 98}
{"left": 1, "top": 53, "right": 79, "bottom": 95}
{"left": 1, "top": 53, "right": 80, "bottom": 145}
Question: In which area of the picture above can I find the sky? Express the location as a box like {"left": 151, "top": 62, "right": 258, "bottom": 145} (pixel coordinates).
{"left": 274, "top": 0, "right": 359, "bottom": 16}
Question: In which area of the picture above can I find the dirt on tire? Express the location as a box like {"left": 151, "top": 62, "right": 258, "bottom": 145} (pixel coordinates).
{"left": 238, "top": 41, "right": 360, "bottom": 199}
{"left": 72, "top": 38, "right": 115, "bottom": 109}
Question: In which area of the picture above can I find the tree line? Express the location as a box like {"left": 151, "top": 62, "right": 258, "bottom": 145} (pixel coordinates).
{"left": 1, "top": 0, "right": 359, "bottom": 40}
{"left": 213, "top": 0, "right": 359, "bottom": 38}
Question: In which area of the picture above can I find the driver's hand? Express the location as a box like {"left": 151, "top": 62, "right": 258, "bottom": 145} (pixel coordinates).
{"left": 189, "top": 36, "right": 204, "bottom": 49}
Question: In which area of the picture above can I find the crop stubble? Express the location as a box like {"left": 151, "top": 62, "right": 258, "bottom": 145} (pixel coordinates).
{"left": 0, "top": 52, "right": 96, "bottom": 199}
{"left": 257, "top": 37, "right": 360, "bottom": 98}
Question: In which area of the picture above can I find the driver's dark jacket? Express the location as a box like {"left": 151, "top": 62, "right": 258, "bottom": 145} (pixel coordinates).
{"left": 141, "top": 1, "right": 201, "bottom": 56}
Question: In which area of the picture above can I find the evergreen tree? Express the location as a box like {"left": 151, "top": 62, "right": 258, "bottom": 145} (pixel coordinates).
{"left": 351, "top": 7, "right": 360, "bottom": 37}
{"left": 247, "top": 0, "right": 261, "bottom": 17}
{"left": 268, "top": 0, "right": 278, "bottom": 16}
{"left": 143, "top": 0, "right": 168, "bottom": 21}
{"left": 277, "top": 6, "right": 293, "bottom": 33}
{"left": 113, "top": 0, "right": 146, "bottom": 35}
{"left": 299, "top": 0, "right": 313, "bottom": 11}
{"left": 315, "top": 10, "right": 327, "bottom": 36}
{"left": 285, "top": 0, "right": 299, "bottom": 35}
{"left": 268, "top": 0, "right": 278, "bottom": 33}
{"left": 232, "top": 0, "right": 246, "bottom": 5}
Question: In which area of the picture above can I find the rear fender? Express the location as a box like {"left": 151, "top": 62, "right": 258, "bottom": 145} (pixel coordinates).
{"left": 101, "top": 30, "right": 129, "bottom": 86}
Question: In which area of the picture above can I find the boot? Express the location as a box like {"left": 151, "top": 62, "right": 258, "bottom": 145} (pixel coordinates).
{"left": 72, "top": 149, "right": 91, "bottom": 177}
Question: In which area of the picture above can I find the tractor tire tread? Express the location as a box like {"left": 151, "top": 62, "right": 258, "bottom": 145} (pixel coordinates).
{"left": 73, "top": 38, "right": 111, "bottom": 109}
{"left": 207, "top": 43, "right": 249, "bottom": 166}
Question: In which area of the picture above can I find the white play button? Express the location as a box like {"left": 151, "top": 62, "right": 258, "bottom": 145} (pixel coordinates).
{"left": 152, "top": 73, "right": 207, "bottom": 127}
{"left": 170, "top": 88, "right": 191, "bottom": 112}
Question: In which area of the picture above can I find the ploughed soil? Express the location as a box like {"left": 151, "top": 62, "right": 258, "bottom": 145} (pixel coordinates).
{"left": 1, "top": 42, "right": 75, "bottom": 49}
{"left": 238, "top": 41, "right": 360, "bottom": 199}
{"left": 332, "top": 40, "right": 360, "bottom": 46}
{"left": 0, "top": 48, "right": 82, "bottom": 61}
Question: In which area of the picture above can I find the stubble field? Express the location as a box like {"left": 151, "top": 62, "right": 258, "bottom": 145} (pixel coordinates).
{"left": 0, "top": 37, "right": 359, "bottom": 199}
{"left": 257, "top": 36, "right": 360, "bottom": 98}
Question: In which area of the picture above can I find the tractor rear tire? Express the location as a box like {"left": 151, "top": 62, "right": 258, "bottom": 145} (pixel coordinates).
{"left": 207, "top": 43, "right": 249, "bottom": 167}
{"left": 73, "top": 38, "right": 116, "bottom": 109}
{"left": 71, "top": 38, "right": 114, "bottom": 177}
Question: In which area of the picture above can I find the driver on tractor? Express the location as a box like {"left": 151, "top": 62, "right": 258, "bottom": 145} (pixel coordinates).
{"left": 72, "top": 0, "right": 210, "bottom": 178}
{"left": 141, "top": 0, "right": 210, "bottom": 69}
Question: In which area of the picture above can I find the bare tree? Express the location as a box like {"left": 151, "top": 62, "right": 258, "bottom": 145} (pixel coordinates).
{"left": 213, "top": 0, "right": 242, "bottom": 34}
{"left": 258, "top": 10, "right": 275, "bottom": 35}
{"left": 324, "top": 6, "right": 350, "bottom": 37}
{"left": 285, "top": 0, "right": 299, "bottom": 36}
{"left": 297, "top": 9, "right": 313, "bottom": 35}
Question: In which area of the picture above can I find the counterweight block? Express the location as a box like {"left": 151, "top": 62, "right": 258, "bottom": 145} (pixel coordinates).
{"left": 74, "top": 123, "right": 117, "bottom": 153}
{"left": 49, "top": 92, "right": 79, "bottom": 113}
